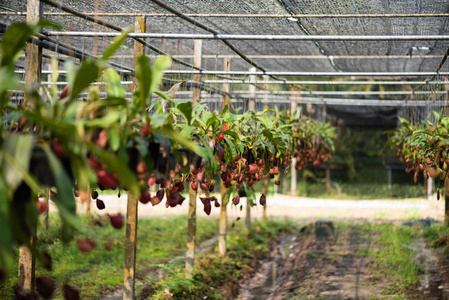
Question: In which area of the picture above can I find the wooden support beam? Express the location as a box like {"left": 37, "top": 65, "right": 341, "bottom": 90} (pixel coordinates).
{"left": 123, "top": 16, "right": 145, "bottom": 300}
{"left": 262, "top": 75, "right": 269, "bottom": 110}
{"left": 123, "top": 194, "right": 138, "bottom": 300}
{"left": 24, "top": 0, "right": 43, "bottom": 106}
{"left": 290, "top": 89, "right": 297, "bottom": 196}
{"left": 18, "top": 236, "right": 36, "bottom": 295}
{"left": 325, "top": 166, "right": 331, "bottom": 192}
{"left": 246, "top": 67, "right": 257, "bottom": 232}
{"left": 186, "top": 39, "right": 202, "bottom": 278}
{"left": 445, "top": 177, "right": 449, "bottom": 226}
{"left": 248, "top": 67, "right": 256, "bottom": 112}
{"left": 18, "top": 0, "right": 42, "bottom": 294}
{"left": 219, "top": 182, "right": 227, "bottom": 255}
{"left": 219, "top": 57, "right": 230, "bottom": 256}
{"left": 221, "top": 57, "right": 231, "bottom": 108}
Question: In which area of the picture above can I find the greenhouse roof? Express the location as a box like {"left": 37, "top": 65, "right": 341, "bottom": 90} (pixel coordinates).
{"left": 1, "top": 0, "right": 449, "bottom": 111}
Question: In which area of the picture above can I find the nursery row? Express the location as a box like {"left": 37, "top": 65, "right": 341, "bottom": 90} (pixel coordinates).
{"left": 389, "top": 111, "right": 449, "bottom": 199}
{"left": 0, "top": 22, "right": 337, "bottom": 293}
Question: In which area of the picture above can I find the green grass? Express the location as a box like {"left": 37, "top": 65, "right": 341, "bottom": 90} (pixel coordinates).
{"left": 0, "top": 213, "right": 218, "bottom": 299}
{"left": 369, "top": 223, "right": 423, "bottom": 297}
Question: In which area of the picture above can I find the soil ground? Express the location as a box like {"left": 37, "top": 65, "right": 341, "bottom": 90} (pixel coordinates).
{"left": 238, "top": 224, "right": 406, "bottom": 300}
{"left": 61, "top": 193, "right": 446, "bottom": 300}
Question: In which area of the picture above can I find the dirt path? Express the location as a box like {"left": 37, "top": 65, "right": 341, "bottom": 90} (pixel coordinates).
{"left": 271, "top": 225, "right": 381, "bottom": 299}
{"left": 69, "top": 193, "right": 444, "bottom": 222}
{"left": 238, "top": 222, "right": 449, "bottom": 300}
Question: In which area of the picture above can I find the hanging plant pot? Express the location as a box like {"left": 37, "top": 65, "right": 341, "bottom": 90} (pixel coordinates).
{"left": 238, "top": 187, "right": 247, "bottom": 197}
{"left": 31, "top": 146, "right": 73, "bottom": 187}
{"left": 148, "top": 141, "right": 161, "bottom": 170}
{"left": 242, "top": 148, "right": 255, "bottom": 165}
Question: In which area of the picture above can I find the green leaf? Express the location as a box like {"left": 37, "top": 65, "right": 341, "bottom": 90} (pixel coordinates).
{"left": 101, "top": 29, "right": 131, "bottom": 61}
{"left": 0, "top": 69, "right": 21, "bottom": 93}
{"left": 108, "top": 127, "right": 120, "bottom": 152}
{"left": 151, "top": 113, "right": 170, "bottom": 128}
{"left": 224, "top": 136, "right": 237, "bottom": 161}
{"left": 178, "top": 124, "right": 194, "bottom": 136}
{"left": 158, "top": 127, "right": 201, "bottom": 156}
{"left": 1, "top": 134, "right": 34, "bottom": 191}
{"left": 0, "top": 177, "right": 14, "bottom": 275}
{"left": 176, "top": 101, "right": 193, "bottom": 125}
{"left": 62, "top": 101, "right": 85, "bottom": 121}
{"left": 69, "top": 59, "right": 101, "bottom": 100}
{"left": 84, "top": 112, "right": 121, "bottom": 128}
{"left": 165, "top": 80, "right": 186, "bottom": 99}
{"left": 103, "top": 68, "right": 126, "bottom": 98}
{"left": 1, "top": 23, "right": 35, "bottom": 67}
{"left": 135, "top": 55, "right": 151, "bottom": 109}
{"left": 223, "top": 130, "right": 239, "bottom": 140}
{"left": 42, "top": 146, "right": 77, "bottom": 243}
{"left": 150, "top": 56, "right": 172, "bottom": 94}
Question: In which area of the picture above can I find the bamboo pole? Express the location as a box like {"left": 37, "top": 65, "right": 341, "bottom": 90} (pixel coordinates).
{"left": 186, "top": 39, "right": 202, "bottom": 278}
{"left": 123, "top": 16, "right": 145, "bottom": 300}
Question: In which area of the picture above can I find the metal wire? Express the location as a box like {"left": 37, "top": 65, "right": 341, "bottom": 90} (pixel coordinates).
{"left": 45, "top": 32, "right": 449, "bottom": 41}
{"left": 3, "top": 12, "right": 449, "bottom": 18}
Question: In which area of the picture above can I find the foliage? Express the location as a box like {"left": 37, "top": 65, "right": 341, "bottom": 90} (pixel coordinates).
{"left": 0, "top": 22, "right": 208, "bottom": 280}
{"left": 0, "top": 22, "right": 337, "bottom": 294}
{"left": 388, "top": 111, "right": 449, "bottom": 193}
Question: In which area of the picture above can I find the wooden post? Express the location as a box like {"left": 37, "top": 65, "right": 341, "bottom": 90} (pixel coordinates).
{"left": 262, "top": 75, "right": 269, "bottom": 219}
{"left": 222, "top": 57, "right": 231, "bottom": 108}
{"left": 263, "top": 75, "right": 269, "bottom": 110}
{"left": 290, "top": 89, "right": 297, "bottom": 196}
{"left": 123, "top": 16, "right": 145, "bottom": 300}
{"left": 245, "top": 67, "right": 257, "bottom": 232}
{"left": 428, "top": 177, "right": 433, "bottom": 201}
{"left": 325, "top": 166, "right": 331, "bottom": 192}
{"left": 445, "top": 177, "right": 449, "bottom": 226}
{"left": 132, "top": 17, "right": 146, "bottom": 91}
{"left": 24, "top": 0, "right": 42, "bottom": 106}
{"left": 219, "top": 182, "right": 227, "bottom": 255}
{"left": 123, "top": 194, "right": 138, "bottom": 300}
{"left": 248, "top": 67, "right": 256, "bottom": 112}
{"left": 18, "top": 0, "right": 42, "bottom": 294}
{"left": 219, "top": 57, "right": 230, "bottom": 256}
{"left": 18, "top": 235, "right": 36, "bottom": 295}
{"left": 186, "top": 39, "right": 202, "bottom": 278}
